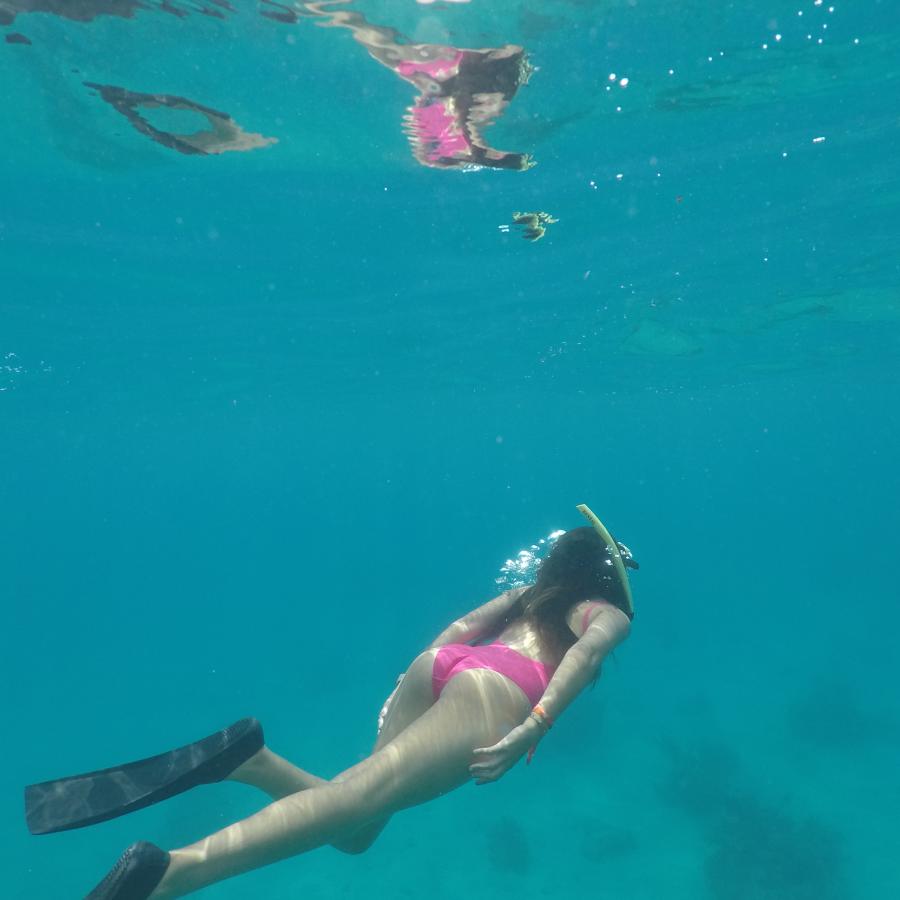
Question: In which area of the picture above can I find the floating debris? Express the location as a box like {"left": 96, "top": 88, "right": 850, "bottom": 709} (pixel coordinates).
{"left": 510, "top": 210, "right": 558, "bottom": 242}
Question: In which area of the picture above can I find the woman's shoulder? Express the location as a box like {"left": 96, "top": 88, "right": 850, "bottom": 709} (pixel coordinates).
{"left": 497, "top": 585, "right": 528, "bottom": 611}
{"left": 565, "top": 598, "right": 620, "bottom": 638}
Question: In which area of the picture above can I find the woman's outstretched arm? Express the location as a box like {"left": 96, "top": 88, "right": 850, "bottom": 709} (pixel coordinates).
{"left": 425, "top": 588, "right": 525, "bottom": 649}
{"left": 533, "top": 602, "right": 631, "bottom": 722}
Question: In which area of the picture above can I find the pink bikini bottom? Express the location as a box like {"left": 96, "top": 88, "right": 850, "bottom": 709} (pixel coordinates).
{"left": 432, "top": 643, "right": 554, "bottom": 706}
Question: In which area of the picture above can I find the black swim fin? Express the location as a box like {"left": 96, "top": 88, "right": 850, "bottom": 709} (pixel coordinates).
{"left": 25, "top": 717, "right": 263, "bottom": 836}
{"left": 85, "top": 841, "right": 170, "bottom": 900}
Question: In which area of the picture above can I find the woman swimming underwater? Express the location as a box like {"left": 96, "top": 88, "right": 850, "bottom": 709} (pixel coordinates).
{"left": 25, "top": 504, "right": 638, "bottom": 898}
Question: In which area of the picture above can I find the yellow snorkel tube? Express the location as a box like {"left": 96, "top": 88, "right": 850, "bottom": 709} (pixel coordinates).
{"left": 576, "top": 503, "right": 635, "bottom": 619}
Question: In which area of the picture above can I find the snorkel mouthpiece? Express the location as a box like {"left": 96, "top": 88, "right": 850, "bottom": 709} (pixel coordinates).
{"left": 576, "top": 503, "right": 635, "bottom": 619}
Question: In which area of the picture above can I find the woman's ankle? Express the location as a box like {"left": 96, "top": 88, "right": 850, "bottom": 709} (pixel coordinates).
{"left": 229, "top": 746, "right": 326, "bottom": 796}
{"left": 227, "top": 745, "right": 271, "bottom": 783}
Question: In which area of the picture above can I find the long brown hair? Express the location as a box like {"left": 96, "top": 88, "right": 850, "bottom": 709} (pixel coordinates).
{"left": 513, "top": 527, "right": 630, "bottom": 656}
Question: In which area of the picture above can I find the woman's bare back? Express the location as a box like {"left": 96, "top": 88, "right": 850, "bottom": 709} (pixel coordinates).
{"left": 495, "top": 597, "right": 615, "bottom": 667}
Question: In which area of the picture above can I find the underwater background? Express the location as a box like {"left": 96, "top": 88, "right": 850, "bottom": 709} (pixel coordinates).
{"left": 2, "top": 0, "right": 898, "bottom": 897}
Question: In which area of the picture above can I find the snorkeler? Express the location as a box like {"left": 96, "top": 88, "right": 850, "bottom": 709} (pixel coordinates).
{"left": 25, "top": 504, "right": 637, "bottom": 899}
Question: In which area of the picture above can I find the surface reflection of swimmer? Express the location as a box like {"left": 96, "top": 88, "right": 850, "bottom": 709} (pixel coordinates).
{"left": 26, "top": 505, "right": 637, "bottom": 899}
{"left": 304, "top": 2, "right": 534, "bottom": 170}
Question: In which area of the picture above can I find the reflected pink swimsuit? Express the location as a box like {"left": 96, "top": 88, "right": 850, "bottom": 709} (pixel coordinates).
{"left": 432, "top": 643, "right": 556, "bottom": 705}
{"left": 395, "top": 53, "right": 472, "bottom": 163}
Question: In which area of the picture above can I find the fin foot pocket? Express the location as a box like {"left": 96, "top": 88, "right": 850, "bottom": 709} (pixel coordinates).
{"left": 85, "top": 841, "right": 170, "bottom": 900}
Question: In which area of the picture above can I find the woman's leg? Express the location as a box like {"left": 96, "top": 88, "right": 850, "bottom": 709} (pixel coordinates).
{"left": 324, "top": 648, "right": 442, "bottom": 852}
{"left": 149, "top": 665, "right": 529, "bottom": 898}
{"left": 223, "top": 649, "right": 440, "bottom": 854}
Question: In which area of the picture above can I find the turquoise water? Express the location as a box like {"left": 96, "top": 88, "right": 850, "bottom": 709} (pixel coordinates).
{"left": 2, "top": 1, "right": 899, "bottom": 897}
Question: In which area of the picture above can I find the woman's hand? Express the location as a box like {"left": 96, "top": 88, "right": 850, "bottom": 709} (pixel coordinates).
{"left": 469, "top": 719, "right": 542, "bottom": 784}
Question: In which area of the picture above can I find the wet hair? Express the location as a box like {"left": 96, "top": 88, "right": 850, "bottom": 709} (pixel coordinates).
{"left": 512, "top": 527, "right": 629, "bottom": 656}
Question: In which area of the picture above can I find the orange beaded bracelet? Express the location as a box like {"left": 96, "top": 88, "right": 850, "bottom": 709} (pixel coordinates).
{"left": 530, "top": 704, "right": 554, "bottom": 730}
